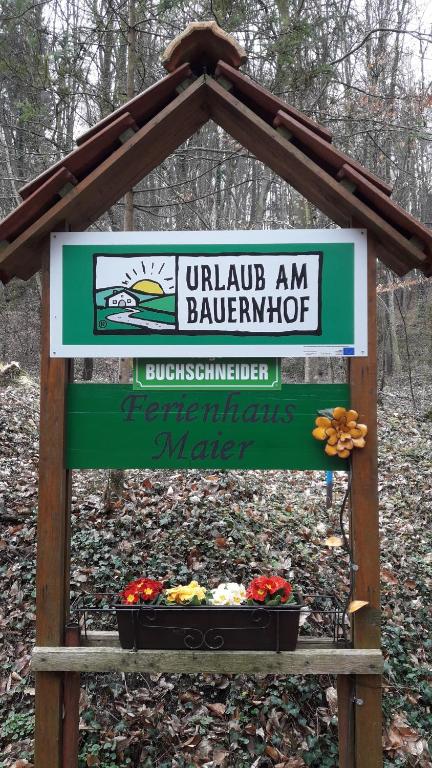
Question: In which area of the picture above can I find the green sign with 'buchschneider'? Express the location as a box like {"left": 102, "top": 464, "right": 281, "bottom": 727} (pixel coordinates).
{"left": 66, "top": 383, "right": 350, "bottom": 470}
{"left": 133, "top": 358, "right": 281, "bottom": 390}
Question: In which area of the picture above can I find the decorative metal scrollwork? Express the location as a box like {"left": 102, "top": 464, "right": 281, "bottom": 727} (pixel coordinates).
{"left": 202, "top": 628, "right": 224, "bottom": 650}
{"left": 138, "top": 607, "right": 157, "bottom": 624}
{"left": 250, "top": 608, "right": 271, "bottom": 629}
{"left": 174, "top": 626, "right": 225, "bottom": 650}
{"left": 180, "top": 627, "right": 205, "bottom": 650}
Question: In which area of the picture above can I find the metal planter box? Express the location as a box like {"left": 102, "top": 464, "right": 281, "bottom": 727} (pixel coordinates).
{"left": 115, "top": 604, "right": 301, "bottom": 651}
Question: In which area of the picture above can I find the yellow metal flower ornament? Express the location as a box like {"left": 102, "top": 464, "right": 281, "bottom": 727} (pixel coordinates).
{"left": 312, "top": 407, "right": 367, "bottom": 459}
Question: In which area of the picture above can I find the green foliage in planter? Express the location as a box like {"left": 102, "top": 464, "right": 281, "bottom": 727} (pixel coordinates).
{"left": 246, "top": 593, "right": 296, "bottom": 607}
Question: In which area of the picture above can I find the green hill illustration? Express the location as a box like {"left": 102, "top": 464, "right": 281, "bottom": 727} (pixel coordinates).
{"left": 95, "top": 287, "right": 176, "bottom": 332}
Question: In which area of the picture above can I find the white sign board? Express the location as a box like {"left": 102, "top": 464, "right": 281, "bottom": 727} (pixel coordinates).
{"left": 50, "top": 229, "right": 367, "bottom": 358}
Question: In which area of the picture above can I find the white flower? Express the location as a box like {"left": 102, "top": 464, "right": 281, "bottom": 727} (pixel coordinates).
{"left": 209, "top": 582, "right": 246, "bottom": 606}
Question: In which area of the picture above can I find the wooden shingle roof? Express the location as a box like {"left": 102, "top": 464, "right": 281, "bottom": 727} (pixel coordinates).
{"left": 0, "top": 22, "right": 431, "bottom": 283}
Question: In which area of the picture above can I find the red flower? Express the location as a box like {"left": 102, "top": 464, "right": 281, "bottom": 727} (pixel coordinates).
{"left": 121, "top": 589, "right": 139, "bottom": 605}
{"left": 246, "top": 575, "right": 292, "bottom": 604}
{"left": 247, "top": 576, "right": 269, "bottom": 602}
{"left": 267, "top": 576, "right": 292, "bottom": 603}
{"left": 120, "top": 577, "right": 164, "bottom": 605}
{"left": 137, "top": 578, "right": 164, "bottom": 601}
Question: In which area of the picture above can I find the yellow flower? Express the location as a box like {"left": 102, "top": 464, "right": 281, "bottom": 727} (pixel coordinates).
{"left": 313, "top": 407, "right": 367, "bottom": 460}
{"left": 165, "top": 580, "right": 206, "bottom": 604}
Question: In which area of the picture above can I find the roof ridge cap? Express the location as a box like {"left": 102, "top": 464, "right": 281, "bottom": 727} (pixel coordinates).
{"left": 162, "top": 21, "right": 247, "bottom": 74}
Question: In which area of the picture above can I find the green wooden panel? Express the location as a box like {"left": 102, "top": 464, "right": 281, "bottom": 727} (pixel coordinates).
{"left": 66, "top": 383, "right": 350, "bottom": 470}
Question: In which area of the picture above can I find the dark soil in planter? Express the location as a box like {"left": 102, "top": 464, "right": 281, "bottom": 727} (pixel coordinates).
{"left": 115, "top": 603, "right": 301, "bottom": 651}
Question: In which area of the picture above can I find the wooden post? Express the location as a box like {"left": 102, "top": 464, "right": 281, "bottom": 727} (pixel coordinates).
{"left": 337, "top": 675, "right": 355, "bottom": 768}
{"left": 349, "top": 232, "right": 382, "bottom": 768}
{"left": 35, "top": 246, "right": 72, "bottom": 768}
{"left": 63, "top": 625, "right": 81, "bottom": 768}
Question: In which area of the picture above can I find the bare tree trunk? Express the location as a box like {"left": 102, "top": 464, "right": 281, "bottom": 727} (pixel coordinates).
{"left": 120, "top": 0, "right": 135, "bottom": 384}
{"left": 82, "top": 358, "right": 94, "bottom": 381}
{"left": 123, "top": 0, "right": 136, "bottom": 232}
{"left": 105, "top": 0, "right": 135, "bottom": 507}
{"left": 387, "top": 275, "right": 402, "bottom": 376}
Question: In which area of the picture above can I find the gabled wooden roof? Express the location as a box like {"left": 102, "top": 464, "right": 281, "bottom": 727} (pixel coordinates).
{"left": 0, "top": 22, "right": 431, "bottom": 283}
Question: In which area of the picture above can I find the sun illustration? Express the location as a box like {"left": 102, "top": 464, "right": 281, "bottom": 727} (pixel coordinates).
{"left": 132, "top": 279, "right": 164, "bottom": 295}
{"left": 120, "top": 259, "right": 175, "bottom": 294}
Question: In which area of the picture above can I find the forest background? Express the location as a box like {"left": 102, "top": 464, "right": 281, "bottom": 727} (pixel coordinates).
{"left": 0, "top": 0, "right": 431, "bottom": 767}
{"left": 1, "top": 0, "right": 432, "bottom": 377}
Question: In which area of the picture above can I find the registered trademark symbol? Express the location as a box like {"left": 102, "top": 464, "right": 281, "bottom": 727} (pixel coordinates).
{"left": 98, "top": 319, "right": 107, "bottom": 328}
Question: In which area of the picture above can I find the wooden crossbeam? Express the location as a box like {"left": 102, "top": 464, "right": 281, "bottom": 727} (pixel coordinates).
{"left": 0, "top": 167, "right": 77, "bottom": 242}
{"left": 215, "top": 60, "right": 333, "bottom": 143}
{"left": 337, "top": 163, "right": 430, "bottom": 259}
{"left": 20, "top": 112, "right": 139, "bottom": 200}
{"left": 205, "top": 76, "right": 426, "bottom": 275}
{"left": 76, "top": 63, "right": 192, "bottom": 145}
{"left": 32, "top": 646, "right": 383, "bottom": 675}
{"left": 274, "top": 110, "right": 392, "bottom": 196}
{"left": 0, "top": 76, "right": 209, "bottom": 282}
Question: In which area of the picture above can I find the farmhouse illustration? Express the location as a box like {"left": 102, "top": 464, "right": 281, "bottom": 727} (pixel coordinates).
{"left": 105, "top": 289, "right": 139, "bottom": 308}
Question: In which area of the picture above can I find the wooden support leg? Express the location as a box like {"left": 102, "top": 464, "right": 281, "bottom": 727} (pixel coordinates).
{"left": 349, "top": 233, "right": 382, "bottom": 768}
{"left": 337, "top": 675, "right": 355, "bottom": 768}
{"left": 35, "top": 672, "right": 64, "bottom": 766}
{"left": 63, "top": 625, "right": 81, "bottom": 768}
{"left": 35, "top": 248, "right": 72, "bottom": 768}
{"left": 354, "top": 675, "right": 383, "bottom": 768}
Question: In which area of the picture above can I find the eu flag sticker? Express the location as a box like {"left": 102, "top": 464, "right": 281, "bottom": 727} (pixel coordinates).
{"left": 343, "top": 347, "right": 355, "bottom": 356}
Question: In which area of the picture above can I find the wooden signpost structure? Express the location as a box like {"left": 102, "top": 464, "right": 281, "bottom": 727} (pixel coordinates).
{"left": 1, "top": 22, "right": 431, "bottom": 768}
